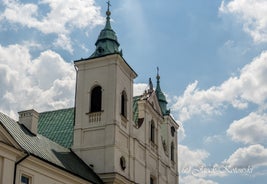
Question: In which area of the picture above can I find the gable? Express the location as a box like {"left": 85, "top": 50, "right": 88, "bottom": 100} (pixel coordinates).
{"left": 147, "top": 91, "right": 163, "bottom": 116}
{"left": 0, "top": 124, "right": 21, "bottom": 150}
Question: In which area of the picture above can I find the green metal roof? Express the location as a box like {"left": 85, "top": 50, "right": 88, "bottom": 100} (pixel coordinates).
{"left": 38, "top": 100, "right": 142, "bottom": 148}
{"left": 89, "top": 8, "right": 121, "bottom": 58}
{"left": 133, "top": 96, "right": 140, "bottom": 124}
{"left": 37, "top": 97, "right": 141, "bottom": 147}
{"left": 0, "top": 112, "right": 103, "bottom": 184}
{"left": 155, "top": 74, "right": 170, "bottom": 115}
{"left": 38, "top": 108, "right": 74, "bottom": 148}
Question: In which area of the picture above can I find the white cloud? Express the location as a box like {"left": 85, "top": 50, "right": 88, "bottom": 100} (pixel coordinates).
{"left": 203, "top": 134, "right": 224, "bottom": 145}
{"left": 220, "top": 0, "right": 267, "bottom": 43}
{"left": 0, "top": 44, "right": 75, "bottom": 119}
{"left": 180, "top": 175, "right": 218, "bottom": 184}
{"left": 179, "top": 145, "right": 220, "bottom": 183}
{"left": 172, "top": 81, "right": 225, "bottom": 122}
{"left": 178, "top": 122, "right": 186, "bottom": 141}
{"left": 0, "top": 0, "right": 104, "bottom": 52}
{"left": 21, "top": 40, "right": 43, "bottom": 50}
{"left": 29, "top": 50, "right": 75, "bottom": 90}
{"left": 54, "top": 34, "right": 74, "bottom": 53}
{"left": 227, "top": 112, "right": 267, "bottom": 144}
{"left": 179, "top": 145, "right": 209, "bottom": 172}
{"left": 179, "top": 144, "right": 259, "bottom": 178}
{"left": 133, "top": 83, "right": 147, "bottom": 96}
{"left": 173, "top": 50, "right": 267, "bottom": 122}
{"left": 224, "top": 144, "right": 267, "bottom": 168}
{"left": 1, "top": 0, "right": 103, "bottom": 34}
{"left": 2, "top": 0, "right": 39, "bottom": 28}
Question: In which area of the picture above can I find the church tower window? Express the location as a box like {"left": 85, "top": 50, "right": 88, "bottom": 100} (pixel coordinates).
{"left": 90, "top": 86, "right": 102, "bottom": 112}
{"left": 171, "top": 126, "right": 176, "bottom": 137}
{"left": 121, "top": 91, "right": 127, "bottom": 117}
{"left": 150, "top": 120, "right": 155, "bottom": 143}
{"left": 171, "top": 141, "right": 175, "bottom": 161}
{"left": 120, "top": 156, "right": 126, "bottom": 170}
{"left": 150, "top": 176, "right": 155, "bottom": 184}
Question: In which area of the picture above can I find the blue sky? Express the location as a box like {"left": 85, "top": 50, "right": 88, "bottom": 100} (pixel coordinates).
{"left": 1, "top": 0, "right": 267, "bottom": 183}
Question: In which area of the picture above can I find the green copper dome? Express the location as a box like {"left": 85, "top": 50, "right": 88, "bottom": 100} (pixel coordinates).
{"left": 155, "top": 71, "right": 170, "bottom": 115}
{"left": 90, "top": 7, "right": 121, "bottom": 58}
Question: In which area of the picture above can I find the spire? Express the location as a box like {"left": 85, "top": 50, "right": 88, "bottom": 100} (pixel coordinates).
{"left": 104, "top": 0, "right": 112, "bottom": 30}
{"left": 148, "top": 78, "right": 153, "bottom": 94}
{"left": 90, "top": 1, "right": 121, "bottom": 58}
{"left": 155, "top": 67, "right": 170, "bottom": 115}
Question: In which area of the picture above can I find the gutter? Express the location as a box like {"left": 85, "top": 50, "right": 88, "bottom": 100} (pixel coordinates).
{"left": 13, "top": 153, "right": 30, "bottom": 184}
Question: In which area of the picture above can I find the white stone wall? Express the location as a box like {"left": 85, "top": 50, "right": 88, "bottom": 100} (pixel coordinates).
{"left": 73, "top": 55, "right": 137, "bottom": 182}
{"left": 73, "top": 54, "right": 178, "bottom": 183}
{"left": 16, "top": 157, "right": 92, "bottom": 184}
{"left": 131, "top": 96, "right": 179, "bottom": 184}
{"left": 0, "top": 142, "right": 92, "bottom": 184}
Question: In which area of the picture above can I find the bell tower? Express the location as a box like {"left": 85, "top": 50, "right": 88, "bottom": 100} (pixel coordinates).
{"left": 72, "top": 2, "right": 137, "bottom": 183}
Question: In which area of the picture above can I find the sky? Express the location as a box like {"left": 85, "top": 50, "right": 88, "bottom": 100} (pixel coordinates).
{"left": 0, "top": 0, "right": 267, "bottom": 183}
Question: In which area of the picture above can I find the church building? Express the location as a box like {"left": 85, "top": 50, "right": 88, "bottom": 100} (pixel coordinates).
{"left": 0, "top": 3, "right": 179, "bottom": 184}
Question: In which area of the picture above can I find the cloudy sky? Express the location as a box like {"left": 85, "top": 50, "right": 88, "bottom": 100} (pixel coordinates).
{"left": 1, "top": 0, "right": 267, "bottom": 183}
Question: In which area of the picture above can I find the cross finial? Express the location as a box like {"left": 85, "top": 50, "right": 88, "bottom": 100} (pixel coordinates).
{"left": 156, "top": 67, "right": 160, "bottom": 80}
{"left": 107, "top": 1, "right": 111, "bottom": 11}
{"left": 106, "top": 0, "right": 111, "bottom": 17}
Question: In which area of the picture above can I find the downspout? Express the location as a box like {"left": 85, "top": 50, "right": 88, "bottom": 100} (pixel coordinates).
{"left": 74, "top": 64, "right": 78, "bottom": 126}
{"left": 13, "top": 153, "right": 30, "bottom": 184}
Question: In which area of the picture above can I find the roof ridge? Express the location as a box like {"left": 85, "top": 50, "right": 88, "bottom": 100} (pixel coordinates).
{"left": 40, "top": 107, "right": 74, "bottom": 114}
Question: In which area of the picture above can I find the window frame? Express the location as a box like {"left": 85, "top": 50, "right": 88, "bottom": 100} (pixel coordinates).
{"left": 150, "top": 120, "right": 155, "bottom": 143}
{"left": 150, "top": 176, "right": 155, "bottom": 184}
{"left": 21, "top": 174, "right": 31, "bottom": 184}
{"left": 171, "top": 126, "right": 176, "bottom": 137}
{"left": 90, "top": 85, "right": 102, "bottom": 113}
{"left": 121, "top": 90, "right": 127, "bottom": 118}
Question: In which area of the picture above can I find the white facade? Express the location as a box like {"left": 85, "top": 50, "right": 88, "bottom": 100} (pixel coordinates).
{"left": 72, "top": 53, "right": 179, "bottom": 184}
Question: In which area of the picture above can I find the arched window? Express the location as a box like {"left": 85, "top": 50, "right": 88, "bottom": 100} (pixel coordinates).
{"left": 120, "top": 156, "right": 126, "bottom": 171}
{"left": 171, "top": 142, "right": 175, "bottom": 161}
{"left": 171, "top": 126, "right": 176, "bottom": 137}
{"left": 150, "top": 120, "right": 155, "bottom": 143}
{"left": 121, "top": 91, "right": 127, "bottom": 117}
{"left": 90, "top": 86, "right": 102, "bottom": 112}
{"left": 150, "top": 176, "right": 154, "bottom": 184}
